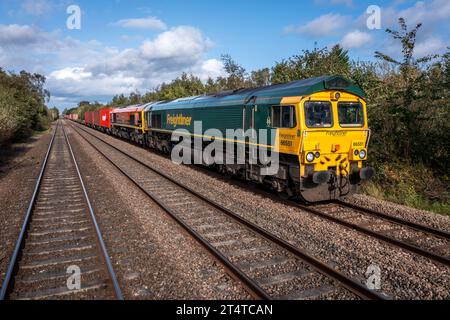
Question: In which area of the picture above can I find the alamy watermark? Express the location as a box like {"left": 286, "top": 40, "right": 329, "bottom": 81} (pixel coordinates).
{"left": 170, "top": 122, "right": 280, "bottom": 176}
{"left": 366, "top": 264, "right": 382, "bottom": 290}
{"left": 66, "top": 5, "right": 81, "bottom": 30}
{"left": 67, "top": 265, "right": 81, "bottom": 290}
{"left": 366, "top": 5, "right": 382, "bottom": 30}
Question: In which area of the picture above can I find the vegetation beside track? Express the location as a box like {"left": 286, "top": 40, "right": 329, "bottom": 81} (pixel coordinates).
{"left": 0, "top": 69, "right": 59, "bottom": 147}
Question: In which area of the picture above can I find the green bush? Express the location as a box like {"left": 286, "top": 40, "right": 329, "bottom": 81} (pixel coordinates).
{"left": 0, "top": 68, "right": 53, "bottom": 145}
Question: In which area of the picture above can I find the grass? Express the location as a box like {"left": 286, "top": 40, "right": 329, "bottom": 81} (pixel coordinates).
{"left": 32, "top": 127, "right": 52, "bottom": 136}
{"left": 361, "top": 161, "right": 450, "bottom": 217}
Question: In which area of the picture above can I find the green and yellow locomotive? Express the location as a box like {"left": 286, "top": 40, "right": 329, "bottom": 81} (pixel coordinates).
{"left": 109, "top": 76, "right": 374, "bottom": 202}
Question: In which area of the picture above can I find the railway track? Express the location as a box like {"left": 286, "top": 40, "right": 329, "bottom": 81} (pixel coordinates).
{"left": 187, "top": 154, "right": 450, "bottom": 268}
{"left": 80, "top": 122, "right": 450, "bottom": 269}
{"left": 129, "top": 124, "right": 450, "bottom": 268}
{"left": 69, "top": 121, "right": 386, "bottom": 300}
{"left": 295, "top": 201, "right": 450, "bottom": 267}
{"left": 0, "top": 121, "right": 122, "bottom": 300}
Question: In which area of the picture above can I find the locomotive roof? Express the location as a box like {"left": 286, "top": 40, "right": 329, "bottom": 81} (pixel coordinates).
{"left": 143, "top": 75, "right": 366, "bottom": 112}
{"left": 111, "top": 104, "right": 145, "bottom": 113}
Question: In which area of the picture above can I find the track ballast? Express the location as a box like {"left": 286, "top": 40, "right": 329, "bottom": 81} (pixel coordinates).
{"left": 0, "top": 121, "right": 122, "bottom": 300}
{"left": 70, "top": 121, "right": 386, "bottom": 300}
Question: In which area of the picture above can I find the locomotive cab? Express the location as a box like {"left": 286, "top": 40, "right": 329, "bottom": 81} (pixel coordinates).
{"left": 296, "top": 91, "right": 374, "bottom": 202}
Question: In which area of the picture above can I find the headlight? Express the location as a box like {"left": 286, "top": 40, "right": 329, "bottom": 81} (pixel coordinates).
{"left": 315, "top": 152, "right": 321, "bottom": 159}
{"left": 306, "top": 152, "right": 315, "bottom": 163}
{"left": 359, "top": 150, "right": 367, "bottom": 159}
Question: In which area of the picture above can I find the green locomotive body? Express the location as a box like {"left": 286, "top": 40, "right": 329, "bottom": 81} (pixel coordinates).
{"left": 136, "top": 76, "right": 373, "bottom": 202}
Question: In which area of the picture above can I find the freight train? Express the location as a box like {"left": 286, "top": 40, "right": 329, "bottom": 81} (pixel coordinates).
{"left": 67, "top": 76, "right": 375, "bottom": 202}
{"left": 64, "top": 113, "right": 79, "bottom": 121}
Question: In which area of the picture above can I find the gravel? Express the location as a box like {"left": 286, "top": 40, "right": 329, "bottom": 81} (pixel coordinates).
{"left": 65, "top": 123, "right": 250, "bottom": 300}
{"left": 314, "top": 203, "right": 449, "bottom": 254}
{"left": 71, "top": 122, "right": 450, "bottom": 300}
{"left": 346, "top": 194, "right": 450, "bottom": 232}
{"left": 71, "top": 124, "right": 365, "bottom": 300}
{"left": 0, "top": 128, "right": 54, "bottom": 289}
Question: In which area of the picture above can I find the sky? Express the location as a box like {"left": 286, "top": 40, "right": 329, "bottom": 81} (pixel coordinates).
{"left": 0, "top": 0, "right": 449, "bottom": 109}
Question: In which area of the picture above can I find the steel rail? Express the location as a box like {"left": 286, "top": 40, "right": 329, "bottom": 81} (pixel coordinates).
{"left": 296, "top": 203, "right": 450, "bottom": 267}
{"left": 70, "top": 122, "right": 387, "bottom": 300}
{"left": 0, "top": 122, "right": 58, "bottom": 300}
{"left": 336, "top": 200, "right": 450, "bottom": 240}
{"left": 69, "top": 122, "right": 270, "bottom": 300}
{"left": 62, "top": 122, "right": 123, "bottom": 300}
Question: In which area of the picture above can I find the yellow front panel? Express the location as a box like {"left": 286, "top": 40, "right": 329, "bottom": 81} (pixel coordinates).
{"left": 298, "top": 91, "right": 369, "bottom": 176}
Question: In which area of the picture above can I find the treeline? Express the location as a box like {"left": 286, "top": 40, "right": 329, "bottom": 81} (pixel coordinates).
{"left": 0, "top": 69, "right": 59, "bottom": 146}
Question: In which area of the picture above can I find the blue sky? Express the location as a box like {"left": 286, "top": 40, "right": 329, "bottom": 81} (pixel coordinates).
{"left": 0, "top": 0, "right": 448, "bottom": 109}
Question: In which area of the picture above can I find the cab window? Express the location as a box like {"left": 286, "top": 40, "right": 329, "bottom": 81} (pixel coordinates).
{"left": 272, "top": 106, "right": 296, "bottom": 128}
{"left": 338, "top": 102, "right": 364, "bottom": 127}
{"left": 304, "top": 101, "right": 333, "bottom": 128}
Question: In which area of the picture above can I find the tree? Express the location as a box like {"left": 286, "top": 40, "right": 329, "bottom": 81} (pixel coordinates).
{"left": 271, "top": 45, "right": 351, "bottom": 84}
{"left": 129, "top": 91, "right": 142, "bottom": 105}
{"left": 48, "top": 107, "right": 60, "bottom": 121}
{"left": 375, "top": 18, "right": 437, "bottom": 105}
{"left": 374, "top": 18, "right": 440, "bottom": 161}
{"left": 251, "top": 68, "right": 271, "bottom": 87}
{"left": 111, "top": 94, "right": 128, "bottom": 107}
{"left": 219, "top": 54, "right": 249, "bottom": 90}
{"left": 0, "top": 68, "right": 52, "bottom": 144}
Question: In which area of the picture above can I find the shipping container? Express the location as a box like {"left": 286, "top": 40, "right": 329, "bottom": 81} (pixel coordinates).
{"left": 85, "top": 111, "right": 94, "bottom": 126}
{"left": 93, "top": 110, "right": 101, "bottom": 127}
{"left": 99, "top": 108, "right": 112, "bottom": 129}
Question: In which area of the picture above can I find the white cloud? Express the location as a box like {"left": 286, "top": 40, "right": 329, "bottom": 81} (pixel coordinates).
{"left": 349, "top": 0, "right": 449, "bottom": 57}
{"left": 50, "top": 67, "right": 92, "bottom": 81}
{"left": 396, "top": 0, "right": 450, "bottom": 26}
{"left": 0, "top": 24, "right": 44, "bottom": 46}
{"left": 197, "top": 59, "right": 225, "bottom": 80}
{"left": 113, "top": 16, "right": 167, "bottom": 30}
{"left": 355, "top": 0, "right": 450, "bottom": 35}
{"left": 284, "top": 13, "right": 349, "bottom": 37}
{"left": 340, "top": 30, "right": 372, "bottom": 49}
{"left": 414, "top": 37, "right": 447, "bottom": 57}
{"left": 140, "top": 26, "right": 214, "bottom": 60}
{"left": 47, "top": 71, "right": 142, "bottom": 98}
{"left": 0, "top": 23, "right": 218, "bottom": 99}
{"left": 47, "top": 57, "right": 224, "bottom": 105}
{"left": 0, "top": 23, "right": 223, "bottom": 107}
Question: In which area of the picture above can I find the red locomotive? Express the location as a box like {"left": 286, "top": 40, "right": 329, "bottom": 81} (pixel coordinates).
{"left": 110, "top": 105, "right": 146, "bottom": 143}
